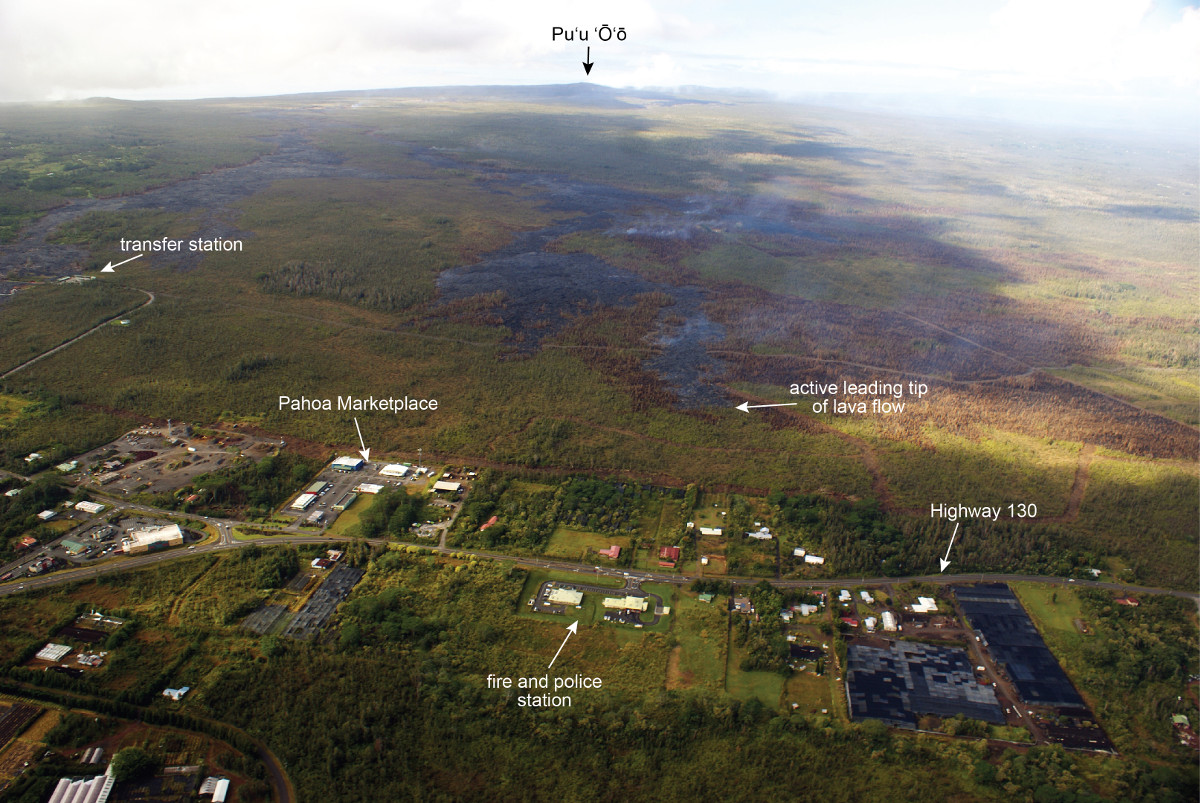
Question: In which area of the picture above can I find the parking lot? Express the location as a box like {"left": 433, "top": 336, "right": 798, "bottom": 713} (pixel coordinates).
{"left": 276, "top": 459, "right": 466, "bottom": 535}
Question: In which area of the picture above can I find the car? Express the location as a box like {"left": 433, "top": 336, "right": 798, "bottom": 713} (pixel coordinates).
{"left": 187, "top": 545, "right": 197, "bottom": 550}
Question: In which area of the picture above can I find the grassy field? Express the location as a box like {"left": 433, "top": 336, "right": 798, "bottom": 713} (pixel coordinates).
{"left": 326, "top": 495, "right": 367, "bottom": 537}
{"left": 543, "top": 527, "right": 628, "bottom": 559}
{"left": 666, "top": 592, "right": 727, "bottom": 692}
{"left": 1048, "top": 365, "right": 1199, "bottom": 426}
{"left": 725, "top": 643, "right": 786, "bottom": 707}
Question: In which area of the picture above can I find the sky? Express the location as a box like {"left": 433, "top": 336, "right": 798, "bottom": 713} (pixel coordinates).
{"left": 0, "top": 0, "right": 1196, "bottom": 126}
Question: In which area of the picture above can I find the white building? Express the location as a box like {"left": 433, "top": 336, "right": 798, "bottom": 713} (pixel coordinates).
{"left": 75, "top": 501, "right": 106, "bottom": 515}
{"left": 747, "top": 527, "right": 772, "bottom": 540}
{"left": 838, "top": 590, "right": 852, "bottom": 603}
{"left": 796, "top": 603, "right": 820, "bottom": 616}
{"left": 290, "top": 493, "right": 317, "bottom": 511}
{"left": 123, "top": 524, "right": 184, "bottom": 554}
{"left": 699, "top": 526, "right": 722, "bottom": 536}
{"left": 804, "top": 554, "right": 825, "bottom": 565}
{"left": 548, "top": 588, "right": 583, "bottom": 606}
{"left": 379, "top": 464, "right": 410, "bottom": 478}
{"left": 354, "top": 483, "right": 385, "bottom": 494}
{"left": 162, "top": 686, "right": 190, "bottom": 701}
{"left": 37, "top": 510, "right": 56, "bottom": 521}
{"left": 331, "top": 455, "right": 365, "bottom": 472}
{"left": 432, "top": 480, "right": 462, "bottom": 493}
{"left": 47, "top": 773, "right": 114, "bottom": 803}
{"left": 860, "top": 590, "right": 874, "bottom": 604}
{"left": 37, "top": 643, "right": 71, "bottom": 661}
{"left": 912, "top": 597, "right": 939, "bottom": 613}
{"left": 881, "top": 611, "right": 899, "bottom": 632}
{"left": 602, "top": 595, "right": 648, "bottom": 611}
{"left": 865, "top": 617, "right": 878, "bottom": 633}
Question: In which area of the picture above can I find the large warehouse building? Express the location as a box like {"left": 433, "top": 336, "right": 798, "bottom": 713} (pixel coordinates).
{"left": 380, "top": 464, "right": 410, "bottom": 478}
{"left": 332, "top": 456, "right": 365, "bottom": 472}
{"left": 291, "top": 493, "right": 318, "bottom": 511}
{"left": 122, "top": 524, "right": 184, "bottom": 554}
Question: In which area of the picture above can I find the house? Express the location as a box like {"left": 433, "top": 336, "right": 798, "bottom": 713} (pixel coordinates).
{"left": 796, "top": 603, "right": 820, "bottom": 616}
{"left": 700, "top": 556, "right": 709, "bottom": 566}
{"left": 793, "top": 547, "right": 806, "bottom": 557}
{"left": 37, "top": 510, "right": 56, "bottom": 521}
{"left": 1115, "top": 597, "right": 1140, "bottom": 607}
{"left": 597, "top": 545, "right": 621, "bottom": 559}
{"left": 780, "top": 610, "right": 793, "bottom": 622}
{"left": 838, "top": 590, "right": 852, "bottom": 603}
{"left": 55, "top": 461, "right": 78, "bottom": 473}
{"left": 732, "top": 597, "right": 754, "bottom": 614}
{"left": 698, "top": 593, "right": 715, "bottom": 604}
{"left": 747, "top": 527, "right": 772, "bottom": 540}
{"left": 804, "top": 554, "right": 825, "bottom": 565}
{"left": 311, "top": 558, "right": 332, "bottom": 569}
{"left": 658, "top": 546, "right": 681, "bottom": 562}
{"left": 699, "top": 526, "right": 722, "bottom": 536}
{"left": 912, "top": 596, "right": 938, "bottom": 613}
{"left": 865, "top": 617, "right": 878, "bottom": 633}
{"left": 881, "top": 611, "right": 899, "bottom": 632}
{"left": 479, "top": 515, "right": 498, "bottom": 531}
{"left": 840, "top": 616, "right": 859, "bottom": 628}
{"left": 162, "top": 686, "right": 190, "bottom": 701}
{"left": 860, "top": 590, "right": 874, "bottom": 604}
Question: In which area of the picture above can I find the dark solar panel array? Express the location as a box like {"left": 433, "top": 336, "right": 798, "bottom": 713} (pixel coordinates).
{"left": 952, "top": 584, "right": 1084, "bottom": 709}
{"left": 846, "top": 641, "right": 1005, "bottom": 728}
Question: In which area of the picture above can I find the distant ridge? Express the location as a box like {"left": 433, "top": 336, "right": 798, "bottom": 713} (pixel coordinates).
{"left": 224, "top": 83, "right": 724, "bottom": 109}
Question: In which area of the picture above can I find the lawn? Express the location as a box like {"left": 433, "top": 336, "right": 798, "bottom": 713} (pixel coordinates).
{"left": 543, "top": 527, "right": 628, "bottom": 560}
{"left": 783, "top": 667, "right": 834, "bottom": 715}
{"left": 1010, "top": 582, "right": 1088, "bottom": 657}
{"left": 326, "top": 495, "right": 367, "bottom": 537}
{"left": 667, "top": 593, "right": 727, "bottom": 692}
{"left": 725, "top": 643, "right": 786, "bottom": 707}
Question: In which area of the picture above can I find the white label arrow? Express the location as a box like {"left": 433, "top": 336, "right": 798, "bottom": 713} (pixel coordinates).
{"left": 353, "top": 417, "right": 370, "bottom": 463}
{"left": 547, "top": 620, "right": 578, "bottom": 669}
{"left": 736, "top": 401, "right": 799, "bottom": 413}
{"left": 939, "top": 522, "right": 959, "bottom": 573}
{"left": 101, "top": 254, "right": 143, "bottom": 273}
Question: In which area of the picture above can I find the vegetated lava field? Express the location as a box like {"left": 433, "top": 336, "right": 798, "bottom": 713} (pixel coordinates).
{"left": 0, "top": 86, "right": 1194, "bottom": 589}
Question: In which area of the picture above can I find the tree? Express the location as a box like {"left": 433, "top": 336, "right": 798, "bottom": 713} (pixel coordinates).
{"left": 109, "top": 747, "right": 155, "bottom": 782}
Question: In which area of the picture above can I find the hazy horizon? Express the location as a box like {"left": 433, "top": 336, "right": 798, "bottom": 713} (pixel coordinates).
{"left": 1, "top": 0, "right": 1196, "bottom": 133}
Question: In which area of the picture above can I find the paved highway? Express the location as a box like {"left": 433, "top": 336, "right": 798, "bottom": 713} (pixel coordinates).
{"left": 2, "top": 513, "right": 1195, "bottom": 602}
